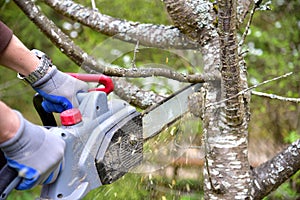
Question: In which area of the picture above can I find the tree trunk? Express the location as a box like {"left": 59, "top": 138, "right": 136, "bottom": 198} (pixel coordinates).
{"left": 203, "top": 0, "right": 252, "bottom": 199}
{"left": 163, "top": 0, "right": 252, "bottom": 199}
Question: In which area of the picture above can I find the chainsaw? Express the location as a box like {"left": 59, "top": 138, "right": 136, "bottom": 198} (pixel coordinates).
{"left": 0, "top": 73, "right": 202, "bottom": 200}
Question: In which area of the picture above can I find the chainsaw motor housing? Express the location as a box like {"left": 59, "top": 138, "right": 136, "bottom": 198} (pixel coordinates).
{"left": 39, "top": 91, "right": 143, "bottom": 200}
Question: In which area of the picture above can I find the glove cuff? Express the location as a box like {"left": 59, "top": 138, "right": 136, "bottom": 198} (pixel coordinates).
{"left": 31, "top": 65, "right": 57, "bottom": 88}
{"left": 0, "top": 111, "right": 45, "bottom": 160}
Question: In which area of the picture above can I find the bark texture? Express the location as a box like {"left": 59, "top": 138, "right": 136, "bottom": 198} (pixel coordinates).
{"left": 163, "top": 0, "right": 216, "bottom": 46}
{"left": 208, "top": 1, "right": 251, "bottom": 199}
{"left": 202, "top": 0, "right": 251, "bottom": 198}
{"left": 219, "top": 0, "right": 244, "bottom": 126}
{"left": 112, "top": 77, "right": 165, "bottom": 109}
{"left": 252, "top": 139, "right": 300, "bottom": 199}
{"left": 164, "top": 0, "right": 251, "bottom": 199}
{"left": 44, "top": 0, "right": 199, "bottom": 49}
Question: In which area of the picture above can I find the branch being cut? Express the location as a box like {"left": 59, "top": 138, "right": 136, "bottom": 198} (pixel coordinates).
{"left": 12, "top": 0, "right": 167, "bottom": 108}
{"left": 43, "top": 0, "right": 199, "bottom": 50}
{"left": 112, "top": 77, "right": 165, "bottom": 109}
{"left": 13, "top": 0, "right": 205, "bottom": 83}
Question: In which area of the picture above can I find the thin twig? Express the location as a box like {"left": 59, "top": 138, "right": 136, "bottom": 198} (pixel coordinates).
{"left": 90, "top": 0, "right": 97, "bottom": 10}
{"left": 206, "top": 72, "right": 293, "bottom": 108}
{"left": 252, "top": 91, "right": 300, "bottom": 103}
{"left": 238, "top": 2, "right": 258, "bottom": 48}
{"left": 131, "top": 40, "right": 139, "bottom": 68}
{"left": 245, "top": 72, "right": 293, "bottom": 92}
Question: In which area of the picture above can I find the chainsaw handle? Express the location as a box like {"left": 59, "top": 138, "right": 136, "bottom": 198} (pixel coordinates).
{"left": 67, "top": 73, "right": 114, "bottom": 94}
{"left": 0, "top": 165, "right": 21, "bottom": 200}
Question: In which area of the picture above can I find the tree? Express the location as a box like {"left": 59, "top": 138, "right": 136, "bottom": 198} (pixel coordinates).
{"left": 5, "top": 0, "right": 300, "bottom": 199}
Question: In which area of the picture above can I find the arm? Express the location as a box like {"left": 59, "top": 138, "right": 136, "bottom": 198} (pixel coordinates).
{"left": 0, "top": 20, "right": 86, "bottom": 190}
{"left": 0, "top": 22, "right": 39, "bottom": 143}
{"left": 0, "top": 21, "right": 88, "bottom": 112}
{"left": 0, "top": 21, "right": 39, "bottom": 76}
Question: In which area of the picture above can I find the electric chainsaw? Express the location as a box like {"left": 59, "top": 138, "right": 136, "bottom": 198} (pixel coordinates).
{"left": 0, "top": 73, "right": 202, "bottom": 200}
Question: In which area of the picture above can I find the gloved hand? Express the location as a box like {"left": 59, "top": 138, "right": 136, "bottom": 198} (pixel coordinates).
{"left": 35, "top": 89, "right": 73, "bottom": 113}
{"left": 0, "top": 111, "right": 65, "bottom": 190}
{"left": 32, "top": 65, "right": 88, "bottom": 113}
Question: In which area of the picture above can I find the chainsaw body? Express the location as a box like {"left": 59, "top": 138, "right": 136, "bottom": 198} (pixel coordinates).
{"left": 0, "top": 72, "right": 202, "bottom": 200}
{"left": 40, "top": 91, "right": 143, "bottom": 199}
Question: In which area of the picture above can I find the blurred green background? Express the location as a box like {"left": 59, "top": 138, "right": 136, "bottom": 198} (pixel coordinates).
{"left": 1, "top": 0, "right": 299, "bottom": 199}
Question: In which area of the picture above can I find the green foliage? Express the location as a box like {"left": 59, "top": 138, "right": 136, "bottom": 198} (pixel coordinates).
{"left": 84, "top": 174, "right": 149, "bottom": 200}
{"left": 245, "top": 2, "right": 300, "bottom": 198}
{"left": 84, "top": 173, "right": 204, "bottom": 200}
{"left": 82, "top": 0, "right": 171, "bottom": 25}
{"left": 284, "top": 131, "right": 300, "bottom": 144}
{"left": 7, "top": 187, "right": 40, "bottom": 200}
{"left": 246, "top": 1, "right": 300, "bottom": 144}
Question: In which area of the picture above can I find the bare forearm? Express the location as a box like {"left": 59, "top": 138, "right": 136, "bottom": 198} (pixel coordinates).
{"left": 0, "top": 21, "right": 39, "bottom": 142}
{"left": 0, "top": 35, "right": 39, "bottom": 75}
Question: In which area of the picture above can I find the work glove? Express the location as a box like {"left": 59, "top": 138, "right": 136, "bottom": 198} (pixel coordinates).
{"left": 0, "top": 111, "right": 65, "bottom": 190}
{"left": 32, "top": 65, "right": 88, "bottom": 113}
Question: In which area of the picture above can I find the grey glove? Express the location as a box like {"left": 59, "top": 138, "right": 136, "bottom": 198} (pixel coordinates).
{"left": 32, "top": 65, "right": 88, "bottom": 108}
{"left": 0, "top": 111, "right": 65, "bottom": 190}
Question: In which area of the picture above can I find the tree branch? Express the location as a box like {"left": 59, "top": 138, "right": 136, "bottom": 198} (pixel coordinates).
{"left": 252, "top": 91, "right": 300, "bottom": 103}
{"left": 252, "top": 139, "right": 300, "bottom": 199}
{"left": 163, "top": 0, "right": 216, "bottom": 45}
{"left": 13, "top": 0, "right": 205, "bottom": 84}
{"left": 238, "top": 1, "right": 260, "bottom": 48}
{"left": 112, "top": 77, "right": 165, "bottom": 109}
{"left": 237, "top": 0, "right": 253, "bottom": 26}
{"left": 43, "top": 0, "right": 199, "bottom": 50}
{"left": 162, "top": 0, "right": 220, "bottom": 81}
{"left": 206, "top": 72, "right": 293, "bottom": 108}
{"left": 12, "top": 0, "right": 166, "bottom": 108}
